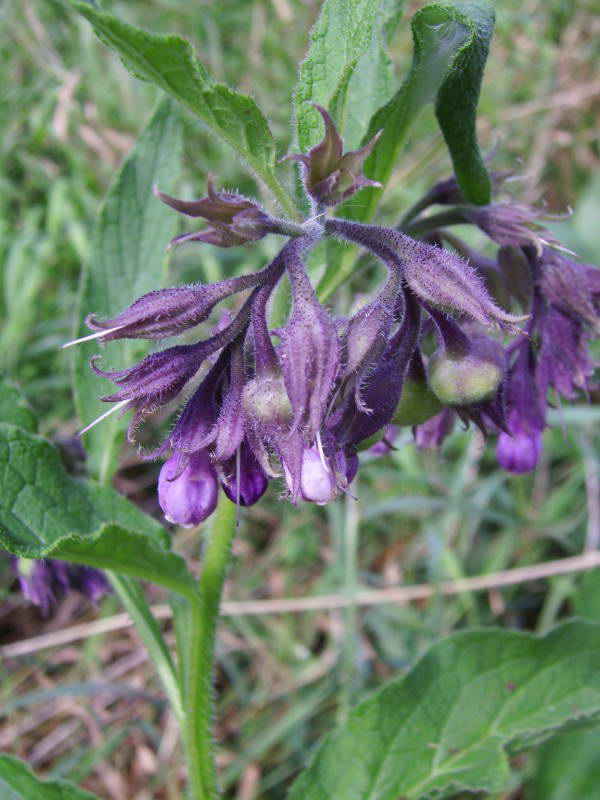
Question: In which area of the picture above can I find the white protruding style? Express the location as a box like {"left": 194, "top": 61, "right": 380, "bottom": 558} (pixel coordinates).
{"left": 78, "top": 399, "right": 130, "bottom": 437}
{"left": 62, "top": 326, "right": 124, "bottom": 349}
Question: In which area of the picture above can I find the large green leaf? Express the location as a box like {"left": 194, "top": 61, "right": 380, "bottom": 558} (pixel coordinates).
{"left": 0, "top": 423, "right": 196, "bottom": 598}
{"left": 0, "top": 754, "right": 100, "bottom": 800}
{"left": 289, "top": 621, "right": 600, "bottom": 800}
{"left": 294, "top": 0, "right": 390, "bottom": 152}
{"left": 71, "top": 2, "right": 296, "bottom": 217}
{"left": 342, "top": 0, "right": 407, "bottom": 150}
{"left": 434, "top": 1, "right": 495, "bottom": 206}
{"left": 362, "top": 0, "right": 494, "bottom": 215}
{"left": 72, "top": 98, "right": 181, "bottom": 483}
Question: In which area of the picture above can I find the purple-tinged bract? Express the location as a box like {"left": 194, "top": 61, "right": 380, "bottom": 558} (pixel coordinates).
{"left": 155, "top": 178, "right": 271, "bottom": 248}
{"left": 287, "top": 105, "right": 381, "bottom": 207}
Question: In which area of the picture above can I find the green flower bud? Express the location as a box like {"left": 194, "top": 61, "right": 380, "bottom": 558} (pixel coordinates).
{"left": 427, "top": 337, "right": 504, "bottom": 407}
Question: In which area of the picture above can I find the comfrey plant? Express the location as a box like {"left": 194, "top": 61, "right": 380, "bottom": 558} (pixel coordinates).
{"left": 1, "top": 2, "right": 600, "bottom": 799}
{"left": 69, "top": 107, "right": 597, "bottom": 521}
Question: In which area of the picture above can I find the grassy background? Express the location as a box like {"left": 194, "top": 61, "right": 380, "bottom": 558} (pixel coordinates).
{"left": 1, "top": 0, "right": 600, "bottom": 798}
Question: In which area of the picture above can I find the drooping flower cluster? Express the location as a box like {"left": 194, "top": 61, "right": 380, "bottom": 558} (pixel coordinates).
{"left": 71, "top": 108, "right": 599, "bottom": 525}
{"left": 9, "top": 557, "right": 109, "bottom": 615}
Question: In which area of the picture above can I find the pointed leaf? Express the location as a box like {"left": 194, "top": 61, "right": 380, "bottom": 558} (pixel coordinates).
{"left": 294, "top": 0, "right": 392, "bottom": 152}
{"left": 0, "top": 754, "right": 100, "bottom": 800}
{"left": 71, "top": 1, "right": 296, "bottom": 216}
{"left": 289, "top": 620, "right": 600, "bottom": 800}
{"left": 318, "top": 1, "right": 495, "bottom": 299}
{"left": 434, "top": 1, "right": 495, "bottom": 205}
{"left": 0, "top": 423, "right": 196, "bottom": 598}
{"left": 360, "top": 0, "right": 494, "bottom": 214}
{"left": 71, "top": 98, "right": 181, "bottom": 482}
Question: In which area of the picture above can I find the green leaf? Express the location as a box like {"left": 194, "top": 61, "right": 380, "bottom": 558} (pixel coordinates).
{"left": 71, "top": 98, "right": 181, "bottom": 483}
{"left": 0, "top": 379, "right": 36, "bottom": 432}
{"left": 71, "top": 2, "right": 297, "bottom": 217}
{"left": 527, "top": 727, "right": 600, "bottom": 800}
{"left": 0, "top": 423, "right": 196, "bottom": 598}
{"left": 434, "top": 1, "right": 495, "bottom": 205}
{"left": 0, "top": 754, "right": 100, "bottom": 800}
{"left": 342, "top": 0, "right": 407, "bottom": 150}
{"left": 289, "top": 620, "right": 600, "bottom": 800}
{"left": 294, "top": 0, "right": 388, "bottom": 152}
{"left": 359, "top": 1, "right": 493, "bottom": 218}
{"left": 317, "top": 1, "right": 494, "bottom": 300}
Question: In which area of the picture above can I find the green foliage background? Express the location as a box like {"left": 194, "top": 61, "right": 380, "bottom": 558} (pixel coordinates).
{"left": 1, "top": 0, "right": 599, "bottom": 798}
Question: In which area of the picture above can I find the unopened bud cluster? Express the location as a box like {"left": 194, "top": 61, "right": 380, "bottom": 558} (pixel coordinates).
{"left": 75, "top": 107, "right": 599, "bottom": 526}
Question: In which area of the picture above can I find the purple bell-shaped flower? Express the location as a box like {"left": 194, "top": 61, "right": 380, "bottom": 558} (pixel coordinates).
{"left": 158, "top": 450, "right": 219, "bottom": 527}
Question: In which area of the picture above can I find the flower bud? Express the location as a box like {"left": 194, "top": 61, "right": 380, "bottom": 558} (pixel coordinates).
{"left": 285, "top": 105, "right": 382, "bottom": 207}
{"left": 221, "top": 442, "right": 269, "bottom": 507}
{"left": 427, "top": 336, "right": 504, "bottom": 407}
{"left": 155, "top": 178, "right": 271, "bottom": 248}
{"left": 296, "top": 445, "right": 337, "bottom": 505}
{"left": 11, "top": 558, "right": 109, "bottom": 615}
{"left": 463, "top": 203, "right": 556, "bottom": 255}
{"left": 158, "top": 450, "right": 218, "bottom": 527}
{"left": 242, "top": 373, "right": 293, "bottom": 429}
{"left": 496, "top": 425, "right": 542, "bottom": 474}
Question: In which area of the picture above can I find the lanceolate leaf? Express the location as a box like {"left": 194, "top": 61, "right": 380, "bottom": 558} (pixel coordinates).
{"left": 294, "top": 0, "right": 388, "bottom": 152}
{"left": 434, "top": 1, "right": 495, "bottom": 205}
{"left": 72, "top": 98, "right": 181, "bottom": 483}
{"left": 289, "top": 621, "right": 600, "bottom": 800}
{"left": 361, "top": 0, "right": 494, "bottom": 216}
{"left": 0, "top": 754, "right": 100, "bottom": 800}
{"left": 71, "top": 2, "right": 296, "bottom": 216}
{"left": 317, "top": 1, "right": 494, "bottom": 300}
{"left": 342, "top": 0, "right": 407, "bottom": 150}
{"left": 0, "top": 423, "right": 196, "bottom": 598}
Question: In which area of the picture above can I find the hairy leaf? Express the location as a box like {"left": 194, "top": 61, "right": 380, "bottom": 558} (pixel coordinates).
{"left": 0, "top": 423, "right": 196, "bottom": 597}
{"left": 0, "top": 754, "right": 100, "bottom": 800}
{"left": 289, "top": 621, "right": 600, "bottom": 800}
{"left": 72, "top": 98, "right": 181, "bottom": 483}
{"left": 71, "top": 2, "right": 296, "bottom": 215}
{"left": 294, "top": 0, "right": 386, "bottom": 151}
{"left": 318, "top": 0, "right": 494, "bottom": 299}
{"left": 434, "top": 1, "right": 495, "bottom": 205}
{"left": 362, "top": 0, "right": 494, "bottom": 214}
{"left": 342, "top": 0, "right": 407, "bottom": 150}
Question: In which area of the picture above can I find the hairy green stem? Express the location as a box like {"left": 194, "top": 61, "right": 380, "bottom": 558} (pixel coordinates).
{"left": 109, "top": 573, "right": 184, "bottom": 722}
{"left": 263, "top": 173, "right": 303, "bottom": 222}
{"left": 182, "top": 496, "right": 238, "bottom": 799}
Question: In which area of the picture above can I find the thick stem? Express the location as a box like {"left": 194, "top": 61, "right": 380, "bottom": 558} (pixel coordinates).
{"left": 182, "top": 496, "right": 237, "bottom": 799}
